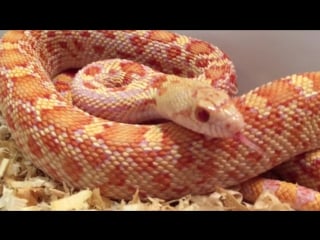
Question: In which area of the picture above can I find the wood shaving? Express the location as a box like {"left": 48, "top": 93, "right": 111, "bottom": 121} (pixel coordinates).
{"left": 0, "top": 126, "right": 10, "bottom": 140}
{"left": 0, "top": 113, "right": 293, "bottom": 211}
{"left": 50, "top": 190, "right": 92, "bottom": 210}
{"left": 0, "top": 158, "right": 10, "bottom": 178}
{"left": 0, "top": 186, "right": 28, "bottom": 210}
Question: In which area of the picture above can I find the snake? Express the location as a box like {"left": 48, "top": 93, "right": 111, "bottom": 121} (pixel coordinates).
{"left": 1, "top": 30, "right": 320, "bottom": 210}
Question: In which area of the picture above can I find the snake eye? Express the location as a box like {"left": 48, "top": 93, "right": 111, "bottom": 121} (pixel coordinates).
{"left": 195, "top": 106, "right": 210, "bottom": 123}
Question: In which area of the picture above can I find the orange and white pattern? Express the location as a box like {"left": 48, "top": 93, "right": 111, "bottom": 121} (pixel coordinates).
{"left": 1, "top": 30, "right": 320, "bottom": 210}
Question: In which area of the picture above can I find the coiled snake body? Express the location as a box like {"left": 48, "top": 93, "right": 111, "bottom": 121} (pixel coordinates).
{"left": 1, "top": 30, "right": 320, "bottom": 210}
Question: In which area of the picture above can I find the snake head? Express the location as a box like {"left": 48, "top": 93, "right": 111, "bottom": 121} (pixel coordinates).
{"left": 156, "top": 79, "right": 245, "bottom": 139}
{"left": 180, "top": 87, "right": 245, "bottom": 139}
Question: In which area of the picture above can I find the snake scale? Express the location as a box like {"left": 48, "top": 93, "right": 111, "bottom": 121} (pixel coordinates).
{"left": 1, "top": 30, "right": 320, "bottom": 210}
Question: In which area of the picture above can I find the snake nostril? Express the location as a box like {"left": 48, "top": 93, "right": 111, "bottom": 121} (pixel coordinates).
{"left": 195, "top": 106, "right": 210, "bottom": 123}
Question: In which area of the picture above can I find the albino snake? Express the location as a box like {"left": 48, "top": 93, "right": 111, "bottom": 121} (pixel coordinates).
{"left": 1, "top": 30, "right": 320, "bottom": 210}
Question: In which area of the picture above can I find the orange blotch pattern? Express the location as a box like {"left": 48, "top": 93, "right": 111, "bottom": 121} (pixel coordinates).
{"left": 0, "top": 49, "right": 30, "bottom": 68}
{"left": 40, "top": 132, "right": 62, "bottom": 154}
{"left": 53, "top": 69, "right": 77, "bottom": 93}
{"left": 98, "top": 30, "right": 116, "bottom": 39}
{"left": 107, "top": 166, "right": 127, "bottom": 186}
{"left": 61, "top": 157, "right": 84, "bottom": 182}
{"left": 16, "top": 104, "right": 37, "bottom": 129}
{"left": 72, "top": 39, "right": 84, "bottom": 51}
{"left": 94, "top": 124, "right": 149, "bottom": 144}
{"left": 69, "top": 137, "right": 109, "bottom": 169}
{"left": 172, "top": 67, "right": 182, "bottom": 75}
{"left": 256, "top": 77, "right": 298, "bottom": 106}
{"left": 84, "top": 65, "right": 101, "bottom": 76}
{"left": 186, "top": 40, "right": 214, "bottom": 55}
{"left": 166, "top": 46, "right": 182, "bottom": 59}
{"left": 305, "top": 72, "right": 320, "bottom": 92}
{"left": 195, "top": 59, "right": 209, "bottom": 68}
{"left": 245, "top": 151, "right": 264, "bottom": 164}
{"left": 28, "top": 135, "right": 43, "bottom": 158}
{"left": 205, "top": 65, "right": 228, "bottom": 82}
{"left": 3, "top": 110, "right": 15, "bottom": 131}
{"left": 116, "top": 50, "right": 134, "bottom": 60}
{"left": 1, "top": 30, "right": 25, "bottom": 43}
{"left": 80, "top": 31, "right": 91, "bottom": 38}
{"left": 58, "top": 41, "right": 68, "bottom": 49}
{"left": 40, "top": 107, "right": 92, "bottom": 130}
{"left": 150, "top": 75, "right": 168, "bottom": 96}
{"left": 130, "top": 35, "right": 148, "bottom": 46}
{"left": 196, "top": 162, "right": 218, "bottom": 180}
{"left": 0, "top": 75, "right": 9, "bottom": 100}
{"left": 174, "top": 155, "right": 196, "bottom": 171}
{"left": 84, "top": 152, "right": 109, "bottom": 169}
{"left": 130, "top": 37, "right": 148, "bottom": 55}
{"left": 120, "top": 61, "right": 146, "bottom": 76}
{"left": 11, "top": 75, "right": 52, "bottom": 101}
{"left": 47, "top": 31, "right": 56, "bottom": 38}
{"left": 93, "top": 45, "right": 105, "bottom": 55}
{"left": 152, "top": 173, "right": 172, "bottom": 191}
{"left": 130, "top": 153, "right": 156, "bottom": 172}
{"left": 83, "top": 81, "right": 98, "bottom": 90}
{"left": 146, "top": 58, "right": 163, "bottom": 72}
{"left": 149, "top": 31, "right": 177, "bottom": 43}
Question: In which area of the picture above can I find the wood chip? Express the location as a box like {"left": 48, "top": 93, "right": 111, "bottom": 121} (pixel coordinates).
{"left": 88, "top": 188, "right": 113, "bottom": 210}
{"left": 0, "top": 186, "right": 28, "bottom": 210}
{"left": 0, "top": 158, "right": 10, "bottom": 178}
{"left": 50, "top": 189, "right": 92, "bottom": 210}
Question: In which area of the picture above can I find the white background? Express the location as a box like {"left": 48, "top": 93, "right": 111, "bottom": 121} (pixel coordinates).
{"left": 1, "top": 30, "right": 320, "bottom": 94}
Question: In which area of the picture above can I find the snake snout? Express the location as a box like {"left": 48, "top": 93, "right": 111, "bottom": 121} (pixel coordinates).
{"left": 221, "top": 110, "right": 245, "bottom": 137}
{"left": 210, "top": 104, "right": 245, "bottom": 138}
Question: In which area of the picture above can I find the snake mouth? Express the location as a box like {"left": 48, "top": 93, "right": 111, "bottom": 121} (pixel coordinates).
{"left": 204, "top": 109, "right": 245, "bottom": 139}
{"left": 210, "top": 124, "right": 236, "bottom": 139}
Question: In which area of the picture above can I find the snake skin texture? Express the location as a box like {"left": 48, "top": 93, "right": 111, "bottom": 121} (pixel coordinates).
{"left": 1, "top": 30, "right": 320, "bottom": 210}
